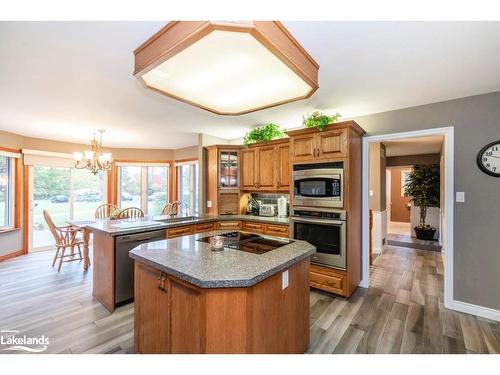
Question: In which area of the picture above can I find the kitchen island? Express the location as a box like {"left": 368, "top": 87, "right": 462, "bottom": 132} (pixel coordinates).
{"left": 129, "top": 231, "right": 315, "bottom": 354}
{"left": 87, "top": 214, "right": 291, "bottom": 312}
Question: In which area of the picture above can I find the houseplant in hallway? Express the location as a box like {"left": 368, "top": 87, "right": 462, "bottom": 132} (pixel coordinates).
{"left": 403, "top": 164, "right": 440, "bottom": 240}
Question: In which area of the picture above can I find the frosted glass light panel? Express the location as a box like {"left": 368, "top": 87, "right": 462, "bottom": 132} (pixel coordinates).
{"left": 141, "top": 30, "right": 313, "bottom": 115}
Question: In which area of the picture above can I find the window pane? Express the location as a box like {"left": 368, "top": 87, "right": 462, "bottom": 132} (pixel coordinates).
{"left": 0, "top": 156, "right": 11, "bottom": 228}
{"left": 178, "top": 162, "right": 199, "bottom": 215}
{"left": 33, "top": 166, "right": 71, "bottom": 249}
{"left": 72, "top": 169, "right": 105, "bottom": 221}
{"left": 147, "top": 166, "right": 168, "bottom": 215}
{"left": 120, "top": 166, "right": 141, "bottom": 209}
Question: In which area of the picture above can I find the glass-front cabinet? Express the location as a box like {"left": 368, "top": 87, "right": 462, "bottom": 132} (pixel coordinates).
{"left": 219, "top": 150, "right": 239, "bottom": 188}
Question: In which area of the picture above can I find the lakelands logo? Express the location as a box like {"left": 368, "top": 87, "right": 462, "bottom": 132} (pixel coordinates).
{"left": 0, "top": 329, "right": 50, "bottom": 353}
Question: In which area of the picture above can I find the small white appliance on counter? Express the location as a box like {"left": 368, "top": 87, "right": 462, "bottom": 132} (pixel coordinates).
{"left": 278, "top": 196, "right": 287, "bottom": 218}
{"left": 259, "top": 204, "right": 275, "bottom": 217}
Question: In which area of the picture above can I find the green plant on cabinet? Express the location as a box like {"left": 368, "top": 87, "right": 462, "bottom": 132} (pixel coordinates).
{"left": 243, "top": 123, "right": 285, "bottom": 146}
{"left": 302, "top": 111, "right": 341, "bottom": 131}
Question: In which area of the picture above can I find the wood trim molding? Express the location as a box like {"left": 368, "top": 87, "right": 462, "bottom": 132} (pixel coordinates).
{"left": 0, "top": 146, "right": 22, "bottom": 154}
{"left": 14, "top": 157, "right": 22, "bottom": 228}
{"left": 22, "top": 165, "right": 30, "bottom": 254}
{"left": 174, "top": 157, "right": 198, "bottom": 165}
{"left": 0, "top": 249, "right": 24, "bottom": 262}
{"left": 170, "top": 164, "right": 178, "bottom": 202}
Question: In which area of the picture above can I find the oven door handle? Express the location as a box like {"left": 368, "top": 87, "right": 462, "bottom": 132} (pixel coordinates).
{"left": 291, "top": 217, "right": 345, "bottom": 226}
{"left": 293, "top": 175, "right": 341, "bottom": 181}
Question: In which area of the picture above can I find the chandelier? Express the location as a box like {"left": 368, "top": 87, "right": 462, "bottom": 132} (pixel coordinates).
{"left": 73, "top": 129, "right": 112, "bottom": 175}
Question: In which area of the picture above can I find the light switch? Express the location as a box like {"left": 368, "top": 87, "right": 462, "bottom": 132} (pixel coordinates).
{"left": 456, "top": 192, "right": 465, "bottom": 203}
{"left": 369, "top": 190, "right": 374, "bottom": 197}
{"left": 282, "top": 270, "right": 289, "bottom": 290}
{"left": 207, "top": 200, "right": 212, "bottom": 208}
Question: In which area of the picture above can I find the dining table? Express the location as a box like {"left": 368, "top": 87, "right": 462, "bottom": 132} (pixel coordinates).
{"left": 66, "top": 219, "right": 96, "bottom": 271}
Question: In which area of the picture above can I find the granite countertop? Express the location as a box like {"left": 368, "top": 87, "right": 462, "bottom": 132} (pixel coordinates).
{"left": 129, "top": 231, "right": 315, "bottom": 288}
{"left": 86, "top": 214, "right": 290, "bottom": 236}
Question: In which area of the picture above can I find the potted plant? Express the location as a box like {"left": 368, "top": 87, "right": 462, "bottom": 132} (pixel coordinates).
{"left": 243, "top": 123, "right": 285, "bottom": 146}
{"left": 403, "top": 164, "right": 440, "bottom": 240}
{"left": 302, "top": 111, "right": 341, "bottom": 131}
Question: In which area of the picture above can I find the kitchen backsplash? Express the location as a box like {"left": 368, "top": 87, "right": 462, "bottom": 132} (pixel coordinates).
{"left": 251, "top": 193, "right": 289, "bottom": 216}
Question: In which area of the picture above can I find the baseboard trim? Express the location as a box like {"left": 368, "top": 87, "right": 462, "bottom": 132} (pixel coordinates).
{"left": 0, "top": 249, "right": 24, "bottom": 262}
{"left": 452, "top": 300, "right": 500, "bottom": 322}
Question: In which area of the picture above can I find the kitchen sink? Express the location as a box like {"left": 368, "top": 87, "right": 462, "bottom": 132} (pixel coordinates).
{"left": 154, "top": 215, "right": 199, "bottom": 223}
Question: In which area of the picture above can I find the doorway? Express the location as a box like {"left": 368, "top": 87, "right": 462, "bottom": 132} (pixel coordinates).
{"left": 28, "top": 165, "right": 106, "bottom": 251}
{"left": 362, "top": 126, "right": 454, "bottom": 309}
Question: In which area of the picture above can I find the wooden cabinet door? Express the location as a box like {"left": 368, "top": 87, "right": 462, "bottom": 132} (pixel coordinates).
{"left": 257, "top": 145, "right": 275, "bottom": 189}
{"left": 290, "top": 134, "right": 316, "bottom": 161}
{"left": 169, "top": 279, "right": 205, "bottom": 353}
{"left": 316, "top": 128, "right": 347, "bottom": 159}
{"left": 134, "top": 262, "right": 170, "bottom": 354}
{"left": 240, "top": 148, "right": 257, "bottom": 189}
{"left": 275, "top": 143, "right": 290, "bottom": 191}
{"left": 218, "top": 192, "right": 239, "bottom": 215}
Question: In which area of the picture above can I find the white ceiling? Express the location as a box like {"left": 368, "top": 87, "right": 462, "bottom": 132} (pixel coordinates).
{"left": 1, "top": 21, "right": 500, "bottom": 149}
{"left": 383, "top": 135, "right": 444, "bottom": 157}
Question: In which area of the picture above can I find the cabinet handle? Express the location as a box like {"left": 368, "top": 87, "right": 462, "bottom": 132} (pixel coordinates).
{"left": 313, "top": 149, "right": 317, "bottom": 157}
{"left": 158, "top": 274, "right": 167, "bottom": 293}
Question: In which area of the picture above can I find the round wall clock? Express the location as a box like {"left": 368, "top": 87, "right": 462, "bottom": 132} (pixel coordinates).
{"left": 477, "top": 140, "right": 500, "bottom": 177}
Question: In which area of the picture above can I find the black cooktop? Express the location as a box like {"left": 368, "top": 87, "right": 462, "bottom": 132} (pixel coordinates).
{"left": 197, "top": 231, "right": 293, "bottom": 255}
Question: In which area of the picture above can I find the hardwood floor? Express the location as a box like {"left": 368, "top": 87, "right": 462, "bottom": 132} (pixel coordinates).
{"left": 1, "top": 245, "right": 499, "bottom": 354}
{"left": 309, "top": 245, "right": 500, "bottom": 354}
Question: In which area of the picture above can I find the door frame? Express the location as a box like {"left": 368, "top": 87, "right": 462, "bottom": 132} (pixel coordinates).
{"left": 361, "top": 126, "right": 454, "bottom": 310}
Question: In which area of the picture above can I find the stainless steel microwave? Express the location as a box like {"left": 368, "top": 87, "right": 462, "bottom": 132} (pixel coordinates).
{"left": 293, "top": 162, "right": 343, "bottom": 209}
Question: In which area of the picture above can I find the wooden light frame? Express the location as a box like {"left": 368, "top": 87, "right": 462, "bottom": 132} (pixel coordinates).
{"left": 133, "top": 21, "right": 319, "bottom": 115}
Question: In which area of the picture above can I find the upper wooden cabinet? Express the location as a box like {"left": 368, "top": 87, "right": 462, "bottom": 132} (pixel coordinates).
{"left": 289, "top": 133, "right": 316, "bottom": 161}
{"left": 241, "top": 148, "right": 258, "bottom": 189}
{"left": 240, "top": 139, "right": 290, "bottom": 192}
{"left": 275, "top": 143, "right": 290, "bottom": 191}
{"left": 317, "top": 128, "right": 348, "bottom": 159}
{"left": 219, "top": 149, "right": 240, "bottom": 189}
{"left": 205, "top": 145, "right": 242, "bottom": 215}
{"left": 257, "top": 145, "right": 276, "bottom": 189}
{"left": 288, "top": 125, "right": 353, "bottom": 162}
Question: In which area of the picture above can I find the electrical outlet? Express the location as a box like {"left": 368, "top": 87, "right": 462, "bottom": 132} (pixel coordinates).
{"left": 282, "top": 270, "right": 289, "bottom": 290}
{"left": 369, "top": 190, "right": 374, "bottom": 197}
{"left": 456, "top": 192, "right": 465, "bottom": 203}
{"left": 207, "top": 200, "right": 212, "bottom": 208}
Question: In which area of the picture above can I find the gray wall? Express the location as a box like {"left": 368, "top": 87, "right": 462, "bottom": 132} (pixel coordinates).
{"left": 353, "top": 91, "right": 500, "bottom": 310}
{"left": 386, "top": 153, "right": 441, "bottom": 167}
{"left": 369, "top": 143, "right": 387, "bottom": 212}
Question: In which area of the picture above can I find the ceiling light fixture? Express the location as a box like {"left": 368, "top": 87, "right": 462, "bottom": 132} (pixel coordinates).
{"left": 73, "top": 129, "right": 112, "bottom": 175}
{"left": 133, "top": 21, "right": 319, "bottom": 115}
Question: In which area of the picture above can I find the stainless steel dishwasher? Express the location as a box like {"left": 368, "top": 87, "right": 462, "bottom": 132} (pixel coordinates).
{"left": 115, "top": 229, "right": 166, "bottom": 306}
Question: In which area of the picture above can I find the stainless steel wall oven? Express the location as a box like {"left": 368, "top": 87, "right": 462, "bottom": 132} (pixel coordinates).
{"left": 291, "top": 208, "right": 346, "bottom": 269}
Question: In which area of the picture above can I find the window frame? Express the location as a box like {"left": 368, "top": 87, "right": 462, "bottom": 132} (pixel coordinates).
{"left": 0, "top": 148, "right": 21, "bottom": 233}
{"left": 175, "top": 159, "right": 199, "bottom": 215}
{"left": 116, "top": 162, "right": 170, "bottom": 215}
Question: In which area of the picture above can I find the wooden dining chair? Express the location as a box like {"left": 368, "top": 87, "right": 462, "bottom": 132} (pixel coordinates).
{"left": 43, "top": 210, "right": 84, "bottom": 272}
{"left": 95, "top": 203, "right": 118, "bottom": 219}
{"left": 161, "top": 201, "right": 180, "bottom": 216}
{"left": 116, "top": 207, "right": 145, "bottom": 220}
